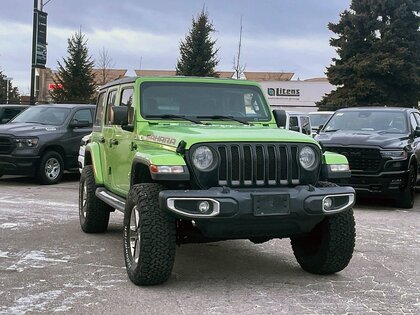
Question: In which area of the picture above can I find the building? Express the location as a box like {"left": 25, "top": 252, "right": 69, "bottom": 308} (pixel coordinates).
{"left": 33, "top": 68, "right": 334, "bottom": 111}
{"left": 259, "top": 78, "right": 336, "bottom": 113}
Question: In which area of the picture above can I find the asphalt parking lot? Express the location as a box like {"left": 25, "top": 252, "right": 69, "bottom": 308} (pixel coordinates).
{"left": 0, "top": 174, "right": 419, "bottom": 315}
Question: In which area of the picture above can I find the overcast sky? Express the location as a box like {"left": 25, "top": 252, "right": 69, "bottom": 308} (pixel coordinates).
{"left": 0, "top": 0, "right": 351, "bottom": 94}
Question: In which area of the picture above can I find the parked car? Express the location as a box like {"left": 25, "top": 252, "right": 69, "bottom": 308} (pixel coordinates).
{"left": 0, "top": 104, "right": 95, "bottom": 184}
{"left": 0, "top": 104, "right": 29, "bottom": 124}
{"left": 285, "top": 111, "right": 312, "bottom": 135}
{"left": 316, "top": 107, "right": 420, "bottom": 208}
{"left": 80, "top": 76, "right": 355, "bottom": 286}
{"left": 308, "top": 111, "right": 334, "bottom": 136}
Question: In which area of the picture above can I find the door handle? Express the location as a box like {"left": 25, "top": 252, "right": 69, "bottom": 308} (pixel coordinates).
{"left": 110, "top": 139, "right": 119, "bottom": 146}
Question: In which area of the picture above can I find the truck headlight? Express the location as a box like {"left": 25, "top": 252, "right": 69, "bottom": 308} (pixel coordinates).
{"left": 192, "top": 146, "right": 216, "bottom": 171}
{"left": 380, "top": 150, "right": 407, "bottom": 159}
{"left": 15, "top": 138, "right": 39, "bottom": 148}
{"left": 299, "top": 146, "right": 317, "bottom": 171}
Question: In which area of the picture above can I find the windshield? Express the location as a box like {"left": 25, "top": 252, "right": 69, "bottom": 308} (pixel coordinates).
{"left": 11, "top": 106, "right": 71, "bottom": 126}
{"left": 309, "top": 113, "right": 332, "bottom": 127}
{"left": 323, "top": 110, "right": 408, "bottom": 133}
{"left": 140, "top": 82, "right": 271, "bottom": 122}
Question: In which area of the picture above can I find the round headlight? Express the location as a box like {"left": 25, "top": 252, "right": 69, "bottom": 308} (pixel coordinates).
{"left": 192, "top": 146, "right": 215, "bottom": 171}
{"left": 299, "top": 146, "right": 317, "bottom": 170}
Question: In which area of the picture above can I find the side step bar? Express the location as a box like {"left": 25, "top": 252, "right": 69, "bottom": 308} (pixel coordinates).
{"left": 95, "top": 188, "right": 126, "bottom": 212}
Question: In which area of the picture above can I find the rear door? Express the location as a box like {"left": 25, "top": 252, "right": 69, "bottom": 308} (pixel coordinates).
{"left": 94, "top": 89, "right": 118, "bottom": 190}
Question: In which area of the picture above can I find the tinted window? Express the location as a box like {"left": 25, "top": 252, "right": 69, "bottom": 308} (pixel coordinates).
{"left": 105, "top": 90, "right": 118, "bottom": 125}
{"left": 94, "top": 92, "right": 106, "bottom": 127}
{"left": 410, "top": 113, "right": 418, "bottom": 131}
{"left": 324, "top": 111, "right": 408, "bottom": 134}
{"left": 72, "top": 109, "right": 93, "bottom": 126}
{"left": 300, "top": 116, "right": 311, "bottom": 135}
{"left": 414, "top": 112, "right": 420, "bottom": 128}
{"left": 121, "top": 88, "right": 134, "bottom": 124}
{"left": 140, "top": 82, "right": 270, "bottom": 122}
{"left": 289, "top": 116, "right": 299, "bottom": 130}
{"left": 1, "top": 108, "right": 23, "bottom": 123}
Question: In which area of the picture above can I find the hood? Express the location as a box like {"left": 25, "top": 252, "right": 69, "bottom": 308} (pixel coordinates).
{"left": 142, "top": 123, "right": 318, "bottom": 148}
{"left": 0, "top": 123, "right": 62, "bottom": 137}
{"left": 316, "top": 130, "right": 409, "bottom": 149}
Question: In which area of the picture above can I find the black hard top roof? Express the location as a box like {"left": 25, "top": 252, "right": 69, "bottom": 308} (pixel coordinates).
{"left": 99, "top": 77, "right": 137, "bottom": 90}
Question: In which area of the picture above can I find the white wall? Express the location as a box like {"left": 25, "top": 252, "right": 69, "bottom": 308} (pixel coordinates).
{"left": 259, "top": 81, "right": 336, "bottom": 113}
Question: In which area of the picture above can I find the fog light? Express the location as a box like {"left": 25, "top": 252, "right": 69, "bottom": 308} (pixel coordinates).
{"left": 198, "top": 201, "right": 210, "bottom": 213}
{"left": 323, "top": 197, "right": 333, "bottom": 210}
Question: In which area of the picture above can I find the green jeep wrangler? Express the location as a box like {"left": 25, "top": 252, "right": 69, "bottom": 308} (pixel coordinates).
{"left": 79, "top": 76, "right": 356, "bottom": 286}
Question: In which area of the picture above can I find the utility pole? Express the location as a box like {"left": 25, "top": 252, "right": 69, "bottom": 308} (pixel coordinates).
{"left": 29, "top": 0, "right": 38, "bottom": 105}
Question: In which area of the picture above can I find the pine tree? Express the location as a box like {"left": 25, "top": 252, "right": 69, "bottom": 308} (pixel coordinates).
{"left": 50, "top": 31, "right": 96, "bottom": 104}
{"left": 318, "top": 0, "right": 420, "bottom": 110}
{"left": 176, "top": 9, "right": 219, "bottom": 77}
{"left": 0, "top": 70, "right": 20, "bottom": 104}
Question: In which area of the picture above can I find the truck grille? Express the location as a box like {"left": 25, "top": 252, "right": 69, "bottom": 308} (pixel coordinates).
{"left": 324, "top": 146, "right": 382, "bottom": 172}
{"left": 0, "top": 136, "right": 14, "bottom": 154}
{"left": 188, "top": 143, "right": 321, "bottom": 188}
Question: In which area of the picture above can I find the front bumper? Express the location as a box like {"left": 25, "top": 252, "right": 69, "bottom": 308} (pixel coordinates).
{"left": 159, "top": 185, "right": 355, "bottom": 238}
{"left": 0, "top": 154, "right": 39, "bottom": 176}
{"left": 335, "top": 170, "right": 410, "bottom": 195}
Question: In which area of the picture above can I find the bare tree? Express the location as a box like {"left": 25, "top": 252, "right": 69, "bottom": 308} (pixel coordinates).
{"left": 97, "top": 47, "right": 115, "bottom": 85}
{"left": 233, "top": 16, "right": 246, "bottom": 79}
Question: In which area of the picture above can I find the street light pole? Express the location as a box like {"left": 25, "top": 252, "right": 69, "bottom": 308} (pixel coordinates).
{"left": 29, "top": 0, "right": 38, "bottom": 105}
{"left": 6, "top": 77, "right": 13, "bottom": 104}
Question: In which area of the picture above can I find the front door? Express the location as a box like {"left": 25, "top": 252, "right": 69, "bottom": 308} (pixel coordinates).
{"left": 108, "top": 86, "right": 136, "bottom": 195}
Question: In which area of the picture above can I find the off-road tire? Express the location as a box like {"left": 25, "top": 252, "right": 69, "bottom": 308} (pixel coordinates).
{"left": 37, "top": 151, "right": 64, "bottom": 185}
{"left": 123, "top": 183, "right": 176, "bottom": 286}
{"left": 396, "top": 164, "right": 416, "bottom": 209}
{"left": 291, "top": 181, "right": 356, "bottom": 275}
{"left": 79, "top": 165, "right": 112, "bottom": 233}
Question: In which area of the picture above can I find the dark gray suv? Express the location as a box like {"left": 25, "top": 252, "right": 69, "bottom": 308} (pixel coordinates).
{"left": 0, "top": 104, "right": 95, "bottom": 184}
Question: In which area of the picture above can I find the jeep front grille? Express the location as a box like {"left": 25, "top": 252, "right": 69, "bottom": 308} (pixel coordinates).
{"left": 325, "top": 146, "right": 382, "bottom": 172}
{"left": 188, "top": 143, "right": 321, "bottom": 188}
{"left": 0, "top": 137, "right": 14, "bottom": 154}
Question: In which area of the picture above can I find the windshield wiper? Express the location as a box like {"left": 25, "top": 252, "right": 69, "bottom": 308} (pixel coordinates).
{"left": 324, "top": 129, "right": 340, "bottom": 133}
{"left": 145, "top": 114, "right": 202, "bottom": 124}
{"left": 197, "top": 115, "right": 250, "bottom": 125}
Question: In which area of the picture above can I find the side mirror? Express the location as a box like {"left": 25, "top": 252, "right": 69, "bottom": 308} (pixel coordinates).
{"left": 111, "top": 106, "right": 128, "bottom": 126}
{"left": 414, "top": 126, "right": 420, "bottom": 137}
{"left": 1, "top": 118, "right": 10, "bottom": 124}
{"left": 272, "top": 109, "right": 287, "bottom": 128}
{"left": 70, "top": 120, "right": 90, "bottom": 128}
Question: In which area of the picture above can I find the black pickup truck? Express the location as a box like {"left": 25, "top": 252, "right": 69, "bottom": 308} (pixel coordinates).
{"left": 316, "top": 107, "right": 420, "bottom": 208}
{"left": 0, "top": 104, "right": 94, "bottom": 184}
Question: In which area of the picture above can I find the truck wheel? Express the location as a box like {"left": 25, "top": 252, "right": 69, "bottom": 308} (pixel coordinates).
{"left": 291, "top": 182, "right": 355, "bottom": 275}
{"left": 79, "top": 165, "right": 112, "bottom": 233}
{"left": 123, "top": 183, "right": 176, "bottom": 286}
{"left": 395, "top": 164, "right": 416, "bottom": 209}
{"left": 38, "top": 151, "right": 64, "bottom": 185}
